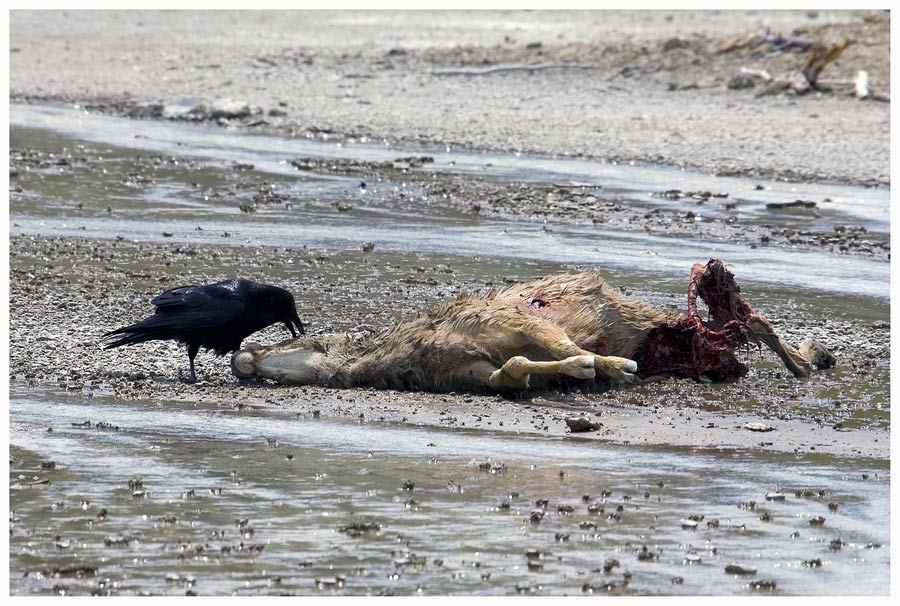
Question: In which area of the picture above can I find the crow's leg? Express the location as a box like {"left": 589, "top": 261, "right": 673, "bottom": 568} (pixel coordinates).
{"left": 186, "top": 344, "right": 200, "bottom": 383}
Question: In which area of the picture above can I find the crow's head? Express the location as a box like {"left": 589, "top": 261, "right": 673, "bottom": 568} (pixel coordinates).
{"left": 263, "top": 284, "right": 305, "bottom": 338}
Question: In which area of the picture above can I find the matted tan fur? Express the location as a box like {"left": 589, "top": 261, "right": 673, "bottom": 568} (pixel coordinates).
{"left": 230, "top": 270, "right": 827, "bottom": 392}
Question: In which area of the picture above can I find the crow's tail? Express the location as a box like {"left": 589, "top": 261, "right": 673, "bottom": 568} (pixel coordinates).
{"left": 101, "top": 318, "right": 174, "bottom": 349}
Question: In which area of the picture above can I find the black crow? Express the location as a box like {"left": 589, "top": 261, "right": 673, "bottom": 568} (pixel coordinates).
{"left": 103, "top": 278, "right": 304, "bottom": 382}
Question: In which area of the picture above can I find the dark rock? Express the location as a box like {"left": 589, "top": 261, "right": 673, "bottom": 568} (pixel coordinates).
{"left": 565, "top": 416, "right": 601, "bottom": 432}
{"left": 749, "top": 580, "right": 777, "bottom": 591}
{"left": 126, "top": 103, "right": 165, "bottom": 119}
{"left": 766, "top": 200, "right": 817, "bottom": 210}
{"left": 728, "top": 75, "right": 757, "bottom": 90}
{"left": 725, "top": 564, "right": 757, "bottom": 575}
{"left": 663, "top": 37, "right": 690, "bottom": 51}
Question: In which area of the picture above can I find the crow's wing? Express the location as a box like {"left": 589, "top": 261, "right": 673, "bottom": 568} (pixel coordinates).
{"left": 149, "top": 284, "right": 247, "bottom": 330}
{"left": 152, "top": 284, "right": 212, "bottom": 309}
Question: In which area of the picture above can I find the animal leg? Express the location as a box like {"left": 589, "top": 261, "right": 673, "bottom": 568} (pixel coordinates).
{"left": 513, "top": 317, "right": 637, "bottom": 383}
{"left": 231, "top": 337, "right": 346, "bottom": 386}
{"left": 487, "top": 355, "right": 597, "bottom": 391}
{"left": 186, "top": 343, "right": 199, "bottom": 383}
{"left": 799, "top": 339, "right": 837, "bottom": 370}
{"left": 745, "top": 317, "right": 835, "bottom": 378}
{"left": 693, "top": 260, "right": 836, "bottom": 378}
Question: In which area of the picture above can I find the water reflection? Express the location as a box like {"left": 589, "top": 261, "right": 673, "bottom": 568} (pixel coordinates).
{"left": 9, "top": 389, "right": 889, "bottom": 596}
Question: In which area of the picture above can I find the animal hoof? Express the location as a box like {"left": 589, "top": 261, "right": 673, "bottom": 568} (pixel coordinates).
{"left": 593, "top": 355, "right": 638, "bottom": 383}
{"left": 231, "top": 350, "right": 256, "bottom": 378}
{"left": 800, "top": 339, "right": 836, "bottom": 370}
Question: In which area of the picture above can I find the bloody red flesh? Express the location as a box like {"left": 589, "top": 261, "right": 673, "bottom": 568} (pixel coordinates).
{"left": 635, "top": 259, "right": 762, "bottom": 380}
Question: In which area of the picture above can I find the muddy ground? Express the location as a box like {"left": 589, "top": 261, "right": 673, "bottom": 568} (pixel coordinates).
{"left": 8, "top": 136, "right": 889, "bottom": 262}
{"left": 283, "top": 155, "right": 890, "bottom": 260}
{"left": 8, "top": 235, "right": 889, "bottom": 460}
{"left": 5, "top": 10, "right": 892, "bottom": 458}
{"left": 9, "top": 10, "right": 890, "bottom": 186}
{"left": 6, "top": 11, "right": 892, "bottom": 598}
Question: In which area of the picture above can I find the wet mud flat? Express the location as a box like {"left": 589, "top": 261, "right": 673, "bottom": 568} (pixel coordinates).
{"left": 9, "top": 106, "right": 890, "bottom": 263}
{"left": 7, "top": 111, "right": 890, "bottom": 458}
{"left": 7, "top": 102, "right": 890, "bottom": 595}
{"left": 8, "top": 234, "right": 889, "bottom": 460}
{"left": 280, "top": 156, "right": 890, "bottom": 261}
{"left": 9, "top": 386, "right": 891, "bottom": 596}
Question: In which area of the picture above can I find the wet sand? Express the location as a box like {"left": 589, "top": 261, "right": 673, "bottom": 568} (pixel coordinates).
{"left": 9, "top": 234, "right": 889, "bottom": 460}
{"left": 11, "top": 386, "right": 890, "bottom": 596}
{"left": 7, "top": 91, "right": 890, "bottom": 463}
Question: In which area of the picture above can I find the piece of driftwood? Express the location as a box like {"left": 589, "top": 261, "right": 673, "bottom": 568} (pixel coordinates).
{"left": 735, "top": 38, "right": 869, "bottom": 99}
{"left": 740, "top": 67, "right": 773, "bottom": 82}
{"left": 802, "top": 40, "right": 850, "bottom": 91}
{"left": 853, "top": 70, "right": 890, "bottom": 102}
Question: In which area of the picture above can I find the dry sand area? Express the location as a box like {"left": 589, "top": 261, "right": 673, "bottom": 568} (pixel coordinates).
{"left": 9, "top": 9, "right": 890, "bottom": 185}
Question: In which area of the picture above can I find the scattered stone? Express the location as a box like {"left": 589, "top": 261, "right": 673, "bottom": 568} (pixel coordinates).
{"left": 565, "top": 416, "right": 601, "bottom": 432}
{"left": 392, "top": 156, "right": 434, "bottom": 169}
{"left": 744, "top": 422, "right": 775, "bottom": 432}
{"left": 748, "top": 580, "right": 777, "bottom": 592}
{"left": 161, "top": 97, "right": 260, "bottom": 121}
{"left": 728, "top": 74, "right": 757, "bottom": 90}
{"left": 338, "top": 521, "right": 381, "bottom": 537}
{"left": 725, "top": 564, "right": 757, "bottom": 575}
{"left": 315, "top": 576, "right": 346, "bottom": 590}
{"left": 125, "top": 103, "right": 165, "bottom": 119}
{"left": 766, "top": 200, "right": 817, "bottom": 210}
{"left": 637, "top": 545, "right": 658, "bottom": 561}
{"left": 46, "top": 566, "right": 98, "bottom": 579}
{"left": 208, "top": 98, "right": 258, "bottom": 120}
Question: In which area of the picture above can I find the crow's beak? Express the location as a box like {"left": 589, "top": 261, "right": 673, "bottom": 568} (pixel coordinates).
{"left": 285, "top": 312, "right": 305, "bottom": 338}
{"left": 284, "top": 322, "right": 296, "bottom": 338}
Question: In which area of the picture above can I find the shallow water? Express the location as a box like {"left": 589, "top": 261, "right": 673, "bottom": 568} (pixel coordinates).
{"left": 9, "top": 386, "right": 890, "bottom": 596}
{"left": 10, "top": 103, "right": 890, "bottom": 300}
{"left": 10, "top": 103, "right": 891, "bottom": 232}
